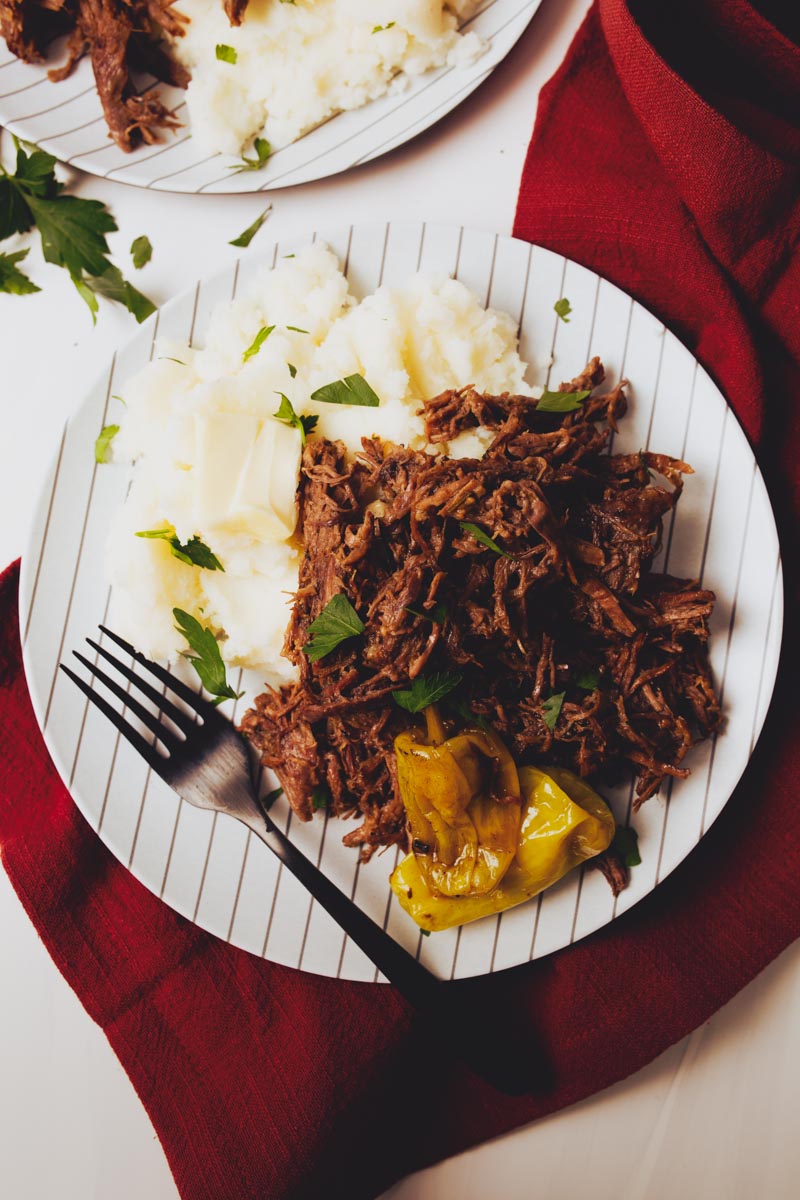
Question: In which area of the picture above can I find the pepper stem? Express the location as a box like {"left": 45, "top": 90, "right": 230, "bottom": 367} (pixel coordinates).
{"left": 424, "top": 703, "right": 447, "bottom": 746}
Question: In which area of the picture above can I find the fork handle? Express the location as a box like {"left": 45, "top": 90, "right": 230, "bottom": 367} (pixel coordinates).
{"left": 241, "top": 810, "right": 541, "bottom": 1096}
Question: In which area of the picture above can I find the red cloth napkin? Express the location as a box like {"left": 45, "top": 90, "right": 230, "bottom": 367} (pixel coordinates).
{"left": 2, "top": 2, "right": 799, "bottom": 1196}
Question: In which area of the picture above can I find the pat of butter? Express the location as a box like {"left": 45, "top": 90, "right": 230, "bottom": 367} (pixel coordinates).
{"left": 193, "top": 412, "right": 301, "bottom": 541}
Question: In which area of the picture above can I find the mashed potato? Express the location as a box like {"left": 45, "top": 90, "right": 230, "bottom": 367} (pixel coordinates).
{"left": 107, "top": 244, "right": 534, "bottom": 682}
{"left": 171, "top": 0, "right": 484, "bottom": 155}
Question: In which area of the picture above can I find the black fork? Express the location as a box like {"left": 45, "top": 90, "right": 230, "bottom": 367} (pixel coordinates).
{"left": 61, "top": 628, "right": 541, "bottom": 1094}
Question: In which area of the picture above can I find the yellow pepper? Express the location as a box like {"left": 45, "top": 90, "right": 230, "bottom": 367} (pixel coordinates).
{"left": 390, "top": 759, "right": 615, "bottom": 932}
{"left": 394, "top": 708, "right": 522, "bottom": 898}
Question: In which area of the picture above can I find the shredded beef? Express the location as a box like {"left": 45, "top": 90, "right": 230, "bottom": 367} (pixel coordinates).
{"left": 240, "top": 363, "right": 722, "bottom": 879}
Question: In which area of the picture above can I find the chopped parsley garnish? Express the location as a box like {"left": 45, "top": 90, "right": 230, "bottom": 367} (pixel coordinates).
{"left": 310, "top": 373, "right": 380, "bottom": 407}
{"left": 228, "top": 137, "right": 272, "bottom": 174}
{"left": 0, "top": 138, "right": 155, "bottom": 322}
{"left": 610, "top": 826, "right": 641, "bottom": 868}
{"left": 130, "top": 235, "right": 152, "bottom": 269}
{"left": 94, "top": 424, "right": 119, "bottom": 463}
{"left": 286, "top": 325, "right": 308, "bottom": 333}
{"left": 312, "top": 785, "right": 329, "bottom": 811}
{"left": 242, "top": 324, "right": 275, "bottom": 362}
{"left": 216, "top": 44, "right": 237, "bottom": 64}
{"left": 541, "top": 691, "right": 565, "bottom": 732}
{"left": 536, "top": 388, "right": 590, "bottom": 414}
{"left": 173, "top": 608, "right": 244, "bottom": 705}
{"left": 287, "top": 363, "right": 297, "bottom": 378}
{"left": 0, "top": 248, "right": 39, "bottom": 295}
{"left": 392, "top": 671, "right": 462, "bottom": 714}
{"left": 229, "top": 204, "right": 272, "bottom": 249}
{"left": 136, "top": 524, "right": 224, "bottom": 571}
{"left": 304, "top": 593, "right": 365, "bottom": 663}
{"left": 404, "top": 602, "right": 447, "bottom": 626}
{"left": 575, "top": 669, "right": 600, "bottom": 691}
{"left": 372, "top": 21, "right": 396, "bottom": 32}
{"left": 261, "top": 786, "right": 284, "bottom": 813}
{"left": 554, "top": 297, "right": 572, "bottom": 323}
{"left": 458, "top": 521, "right": 509, "bottom": 557}
{"left": 273, "top": 393, "right": 318, "bottom": 446}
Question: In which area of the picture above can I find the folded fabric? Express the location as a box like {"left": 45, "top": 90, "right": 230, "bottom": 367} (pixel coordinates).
{"left": 1, "top": 2, "right": 798, "bottom": 1197}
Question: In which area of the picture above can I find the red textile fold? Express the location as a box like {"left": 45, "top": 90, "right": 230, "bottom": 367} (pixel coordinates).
{"left": 1, "top": 3, "right": 799, "bottom": 1196}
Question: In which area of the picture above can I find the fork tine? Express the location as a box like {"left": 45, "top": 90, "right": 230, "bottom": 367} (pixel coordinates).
{"left": 59, "top": 664, "right": 163, "bottom": 772}
{"left": 72, "top": 650, "right": 184, "bottom": 755}
{"left": 86, "top": 637, "right": 195, "bottom": 736}
{"left": 98, "top": 625, "right": 219, "bottom": 719}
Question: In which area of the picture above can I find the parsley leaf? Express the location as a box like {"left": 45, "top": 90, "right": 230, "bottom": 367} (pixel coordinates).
{"left": 458, "top": 521, "right": 509, "bottom": 557}
{"left": 0, "top": 140, "right": 155, "bottom": 322}
{"left": 392, "top": 671, "right": 462, "bottom": 714}
{"left": 287, "top": 363, "right": 297, "bottom": 378}
{"left": 130, "top": 235, "right": 152, "bottom": 269}
{"left": 575, "top": 669, "right": 600, "bottom": 691}
{"left": 243, "top": 324, "right": 275, "bottom": 362}
{"left": 404, "top": 602, "right": 447, "bottom": 626}
{"left": 136, "top": 524, "right": 224, "bottom": 571}
{"left": 286, "top": 325, "right": 308, "bottom": 333}
{"left": 216, "top": 43, "right": 237, "bottom": 64}
{"left": 273, "top": 393, "right": 318, "bottom": 446}
{"left": 94, "top": 424, "right": 119, "bottom": 463}
{"left": 310, "top": 374, "right": 380, "bottom": 407}
{"left": 554, "top": 297, "right": 572, "bottom": 323}
{"left": 228, "top": 137, "right": 272, "bottom": 174}
{"left": 229, "top": 204, "right": 271, "bottom": 249}
{"left": 261, "top": 786, "right": 284, "bottom": 813}
{"left": 304, "top": 593, "right": 365, "bottom": 662}
{"left": 537, "top": 388, "right": 590, "bottom": 414}
{"left": 0, "top": 248, "right": 39, "bottom": 295}
{"left": 372, "top": 21, "right": 396, "bottom": 32}
{"left": 541, "top": 691, "right": 565, "bottom": 731}
{"left": 173, "top": 608, "right": 243, "bottom": 704}
{"left": 312, "top": 785, "right": 329, "bottom": 811}
{"left": 610, "top": 826, "right": 641, "bottom": 868}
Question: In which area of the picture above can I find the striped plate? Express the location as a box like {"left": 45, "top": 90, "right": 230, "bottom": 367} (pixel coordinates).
{"left": 20, "top": 223, "right": 784, "bottom": 981}
{"left": 0, "top": 0, "right": 542, "bottom": 193}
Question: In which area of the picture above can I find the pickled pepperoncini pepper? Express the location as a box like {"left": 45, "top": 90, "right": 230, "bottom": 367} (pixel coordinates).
{"left": 390, "top": 708, "right": 615, "bottom": 932}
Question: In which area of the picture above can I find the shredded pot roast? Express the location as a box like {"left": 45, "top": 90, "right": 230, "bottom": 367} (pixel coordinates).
{"left": 240, "top": 359, "right": 722, "bottom": 892}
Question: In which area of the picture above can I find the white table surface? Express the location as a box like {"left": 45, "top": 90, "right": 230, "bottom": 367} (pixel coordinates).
{"left": 1, "top": 1, "right": 798, "bottom": 1196}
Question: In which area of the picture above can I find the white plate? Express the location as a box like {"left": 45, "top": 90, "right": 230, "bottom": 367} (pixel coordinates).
{"left": 0, "top": 1, "right": 542, "bottom": 193}
{"left": 20, "top": 222, "right": 783, "bottom": 981}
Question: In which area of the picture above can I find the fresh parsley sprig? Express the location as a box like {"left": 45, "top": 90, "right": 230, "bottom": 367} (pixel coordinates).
{"left": 173, "top": 608, "right": 243, "bottom": 705}
{"left": 554, "top": 297, "right": 572, "bottom": 323}
{"left": 136, "top": 524, "right": 224, "bottom": 571}
{"left": 541, "top": 691, "right": 565, "bottom": 732}
{"left": 392, "top": 671, "right": 462, "bottom": 714}
{"left": 243, "top": 324, "right": 275, "bottom": 362}
{"left": 310, "top": 373, "right": 380, "bottom": 407}
{"left": 94, "top": 424, "right": 119, "bottom": 463}
{"left": 229, "top": 204, "right": 272, "bottom": 249}
{"left": 228, "top": 137, "right": 272, "bottom": 174}
{"left": 273, "top": 393, "right": 318, "bottom": 446}
{"left": 458, "top": 521, "right": 510, "bottom": 557}
{"left": 0, "top": 138, "right": 155, "bottom": 322}
{"left": 610, "top": 826, "right": 641, "bottom": 867}
{"left": 304, "top": 593, "right": 365, "bottom": 663}
{"left": 130, "top": 236, "right": 152, "bottom": 269}
{"left": 536, "top": 388, "right": 590, "bottom": 414}
{"left": 0, "top": 248, "right": 39, "bottom": 295}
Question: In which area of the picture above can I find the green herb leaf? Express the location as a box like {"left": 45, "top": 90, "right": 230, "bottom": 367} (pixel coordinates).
{"left": 404, "top": 602, "right": 447, "bottom": 626}
{"left": 0, "top": 248, "right": 39, "bottom": 295}
{"left": 392, "top": 671, "right": 462, "bottom": 714}
{"left": 610, "top": 826, "right": 641, "bottom": 868}
{"left": 83, "top": 264, "right": 156, "bottom": 324}
{"left": 458, "top": 521, "right": 509, "bottom": 557}
{"left": 310, "top": 373, "right": 380, "bottom": 407}
{"left": 94, "top": 423, "right": 119, "bottom": 464}
{"left": 216, "top": 43, "right": 238, "bottom": 64}
{"left": 537, "top": 388, "right": 590, "bottom": 414}
{"left": 229, "top": 204, "right": 271, "bottom": 249}
{"left": 261, "top": 786, "right": 283, "bottom": 813}
{"left": 312, "top": 785, "right": 329, "bottom": 811}
{"left": 372, "top": 21, "right": 396, "bottom": 32}
{"left": 242, "top": 324, "right": 275, "bottom": 362}
{"left": 228, "top": 137, "right": 272, "bottom": 174}
{"left": 136, "top": 524, "right": 224, "bottom": 571}
{"left": 554, "top": 297, "right": 572, "bottom": 323}
{"left": 159, "top": 356, "right": 187, "bottom": 366}
{"left": 130, "top": 235, "right": 152, "bottom": 269}
{"left": 446, "top": 694, "right": 489, "bottom": 732}
{"left": 173, "top": 608, "right": 243, "bottom": 704}
{"left": 541, "top": 691, "right": 565, "bottom": 732}
{"left": 575, "top": 669, "right": 600, "bottom": 691}
{"left": 287, "top": 362, "right": 297, "bottom": 378}
{"left": 304, "top": 593, "right": 365, "bottom": 663}
{"left": 273, "top": 392, "right": 318, "bottom": 446}
{"left": 286, "top": 325, "right": 308, "bottom": 333}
